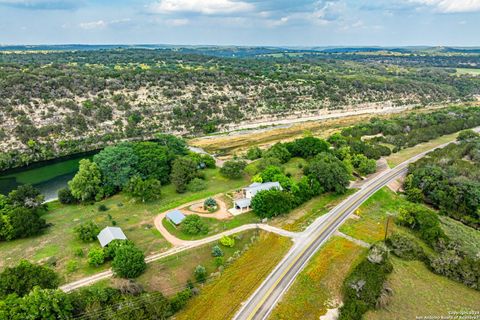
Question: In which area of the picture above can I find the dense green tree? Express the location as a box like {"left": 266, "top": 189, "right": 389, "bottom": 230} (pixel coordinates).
{"left": 8, "top": 185, "right": 44, "bottom": 210}
{"left": 4, "top": 207, "right": 46, "bottom": 240}
{"left": 57, "top": 188, "right": 77, "bottom": 204}
{"left": 111, "top": 244, "right": 147, "bottom": 278}
{"left": 88, "top": 248, "right": 105, "bottom": 267}
{"left": 286, "top": 137, "right": 330, "bottom": 158}
{"left": 220, "top": 160, "right": 247, "bottom": 179}
{"left": 68, "top": 159, "right": 103, "bottom": 202}
{"left": 155, "top": 134, "right": 188, "bottom": 156}
{"left": 251, "top": 189, "right": 294, "bottom": 218}
{"left": 93, "top": 144, "right": 139, "bottom": 194}
{"left": 304, "top": 153, "right": 351, "bottom": 194}
{"left": 352, "top": 154, "right": 377, "bottom": 176}
{"left": 132, "top": 142, "right": 172, "bottom": 184}
{"left": 170, "top": 157, "right": 198, "bottom": 193}
{"left": 263, "top": 143, "right": 291, "bottom": 163}
{"left": 246, "top": 146, "right": 263, "bottom": 160}
{"left": 74, "top": 221, "right": 100, "bottom": 242}
{"left": 259, "top": 165, "right": 283, "bottom": 182}
{"left": 0, "top": 260, "right": 59, "bottom": 298}
{"left": 125, "top": 176, "right": 162, "bottom": 203}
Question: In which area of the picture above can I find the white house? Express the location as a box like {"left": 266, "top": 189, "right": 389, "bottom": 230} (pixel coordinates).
{"left": 97, "top": 226, "right": 127, "bottom": 247}
{"left": 234, "top": 182, "right": 283, "bottom": 212}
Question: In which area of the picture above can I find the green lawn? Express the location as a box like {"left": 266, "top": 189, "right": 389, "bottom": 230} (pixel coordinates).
{"left": 386, "top": 132, "right": 459, "bottom": 167}
{"left": 136, "top": 229, "right": 258, "bottom": 295}
{"left": 339, "top": 187, "right": 404, "bottom": 244}
{"left": 0, "top": 168, "right": 250, "bottom": 282}
{"left": 162, "top": 212, "right": 259, "bottom": 241}
{"left": 456, "top": 68, "right": 480, "bottom": 76}
{"left": 270, "top": 236, "right": 367, "bottom": 320}
{"left": 282, "top": 157, "right": 307, "bottom": 182}
{"left": 274, "top": 190, "right": 355, "bottom": 232}
{"left": 176, "top": 232, "right": 293, "bottom": 320}
{"left": 365, "top": 257, "right": 480, "bottom": 320}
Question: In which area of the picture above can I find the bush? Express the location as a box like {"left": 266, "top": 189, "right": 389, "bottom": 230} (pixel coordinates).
{"left": 246, "top": 146, "right": 262, "bottom": 160}
{"left": 181, "top": 215, "right": 209, "bottom": 235}
{"left": 219, "top": 235, "right": 235, "bottom": 248}
{"left": 74, "top": 221, "right": 100, "bottom": 242}
{"left": 187, "top": 178, "right": 207, "bottom": 192}
{"left": 87, "top": 247, "right": 105, "bottom": 267}
{"left": 0, "top": 260, "right": 59, "bottom": 298}
{"left": 220, "top": 160, "right": 247, "bottom": 179}
{"left": 214, "top": 256, "right": 225, "bottom": 267}
{"left": 387, "top": 233, "right": 425, "bottom": 260}
{"left": 98, "top": 204, "right": 109, "bottom": 212}
{"left": 194, "top": 265, "right": 207, "bottom": 283}
{"left": 171, "top": 288, "right": 193, "bottom": 312}
{"left": 211, "top": 245, "right": 224, "bottom": 257}
{"left": 204, "top": 197, "right": 217, "bottom": 210}
{"left": 58, "top": 188, "right": 77, "bottom": 204}
{"left": 111, "top": 244, "right": 146, "bottom": 278}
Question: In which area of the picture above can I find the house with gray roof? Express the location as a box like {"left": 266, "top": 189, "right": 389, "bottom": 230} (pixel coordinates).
{"left": 243, "top": 182, "right": 282, "bottom": 199}
{"left": 97, "top": 226, "right": 127, "bottom": 247}
{"left": 166, "top": 209, "right": 186, "bottom": 226}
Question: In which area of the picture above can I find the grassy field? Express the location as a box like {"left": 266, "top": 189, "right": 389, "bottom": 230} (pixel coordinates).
{"left": 269, "top": 236, "right": 367, "bottom": 320}
{"left": 385, "top": 131, "right": 459, "bottom": 167}
{"left": 339, "top": 187, "right": 404, "bottom": 244}
{"left": 136, "top": 229, "right": 258, "bottom": 295}
{"left": 456, "top": 68, "right": 480, "bottom": 76}
{"left": 175, "top": 232, "right": 293, "bottom": 320}
{"left": 0, "top": 168, "right": 250, "bottom": 282}
{"left": 365, "top": 257, "right": 480, "bottom": 319}
{"left": 273, "top": 190, "right": 355, "bottom": 232}
{"left": 162, "top": 212, "right": 259, "bottom": 241}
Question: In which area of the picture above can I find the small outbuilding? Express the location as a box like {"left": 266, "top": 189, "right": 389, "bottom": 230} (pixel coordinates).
{"left": 97, "top": 226, "right": 127, "bottom": 247}
{"left": 234, "top": 198, "right": 252, "bottom": 211}
{"left": 166, "top": 209, "right": 186, "bottom": 226}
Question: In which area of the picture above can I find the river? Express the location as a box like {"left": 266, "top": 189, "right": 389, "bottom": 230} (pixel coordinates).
{"left": 0, "top": 153, "right": 94, "bottom": 202}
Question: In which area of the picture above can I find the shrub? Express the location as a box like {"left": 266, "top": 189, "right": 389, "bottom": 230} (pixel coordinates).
{"left": 194, "top": 265, "right": 207, "bottom": 283}
{"left": 66, "top": 260, "right": 78, "bottom": 273}
{"left": 214, "top": 256, "right": 225, "bottom": 267}
{"left": 187, "top": 178, "right": 207, "bottom": 192}
{"left": 386, "top": 233, "right": 425, "bottom": 260}
{"left": 87, "top": 248, "right": 105, "bottom": 267}
{"left": 219, "top": 235, "right": 235, "bottom": 248}
{"left": 111, "top": 244, "right": 146, "bottom": 278}
{"left": 98, "top": 204, "right": 109, "bottom": 212}
{"left": 58, "top": 188, "right": 77, "bottom": 204}
{"left": 181, "top": 215, "right": 209, "bottom": 235}
{"left": 204, "top": 197, "right": 217, "bottom": 210}
{"left": 74, "top": 221, "right": 100, "bottom": 242}
{"left": 339, "top": 245, "right": 393, "bottom": 320}
{"left": 220, "top": 160, "right": 247, "bottom": 179}
{"left": 171, "top": 288, "right": 193, "bottom": 312}
{"left": 246, "top": 146, "right": 262, "bottom": 160}
{"left": 0, "top": 260, "right": 59, "bottom": 298}
{"left": 211, "top": 245, "right": 224, "bottom": 257}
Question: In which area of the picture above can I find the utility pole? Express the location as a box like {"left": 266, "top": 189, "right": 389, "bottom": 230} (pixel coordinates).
{"left": 384, "top": 213, "right": 393, "bottom": 241}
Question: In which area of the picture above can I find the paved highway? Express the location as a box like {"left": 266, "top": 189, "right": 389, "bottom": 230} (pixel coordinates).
{"left": 232, "top": 134, "right": 467, "bottom": 320}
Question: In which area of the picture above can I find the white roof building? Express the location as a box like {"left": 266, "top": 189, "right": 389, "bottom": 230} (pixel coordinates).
{"left": 243, "top": 182, "right": 283, "bottom": 199}
{"left": 97, "top": 226, "right": 127, "bottom": 247}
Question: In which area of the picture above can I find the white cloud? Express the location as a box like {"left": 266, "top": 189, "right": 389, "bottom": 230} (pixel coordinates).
{"left": 165, "top": 18, "right": 189, "bottom": 26}
{"left": 79, "top": 20, "right": 107, "bottom": 30}
{"left": 149, "top": 0, "right": 254, "bottom": 15}
{"left": 409, "top": 0, "right": 480, "bottom": 13}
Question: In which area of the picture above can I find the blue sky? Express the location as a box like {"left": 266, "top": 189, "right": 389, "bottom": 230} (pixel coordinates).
{"left": 0, "top": 0, "right": 479, "bottom": 46}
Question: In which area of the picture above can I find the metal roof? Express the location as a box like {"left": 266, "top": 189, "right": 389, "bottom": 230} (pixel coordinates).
{"left": 235, "top": 198, "right": 251, "bottom": 208}
{"left": 244, "top": 182, "right": 282, "bottom": 197}
{"left": 166, "top": 209, "right": 186, "bottom": 225}
{"left": 97, "top": 226, "right": 127, "bottom": 247}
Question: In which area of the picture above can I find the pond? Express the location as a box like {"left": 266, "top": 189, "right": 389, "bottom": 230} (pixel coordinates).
{"left": 0, "top": 153, "right": 94, "bottom": 202}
